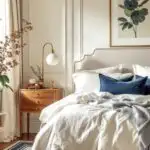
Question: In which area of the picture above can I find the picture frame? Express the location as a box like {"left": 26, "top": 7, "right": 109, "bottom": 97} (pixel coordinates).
{"left": 110, "top": 0, "right": 150, "bottom": 47}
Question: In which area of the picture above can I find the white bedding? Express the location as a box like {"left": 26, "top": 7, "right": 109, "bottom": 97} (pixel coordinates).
{"left": 32, "top": 92, "right": 150, "bottom": 150}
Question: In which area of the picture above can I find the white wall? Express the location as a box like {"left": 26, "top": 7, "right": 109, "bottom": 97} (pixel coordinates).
{"left": 23, "top": 0, "right": 110, "bottom": 93}
{"left": 74, "top": 0, "right": 109, "bottom": 60}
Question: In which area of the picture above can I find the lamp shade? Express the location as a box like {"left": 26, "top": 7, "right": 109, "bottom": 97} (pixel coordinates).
{"left": 46, "top": 53, "right": 59, "bottom": 66}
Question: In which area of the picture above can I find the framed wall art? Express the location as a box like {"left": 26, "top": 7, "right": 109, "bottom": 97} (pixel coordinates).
{"left": 110, "top": 0, "right": 150, "bottom": 47}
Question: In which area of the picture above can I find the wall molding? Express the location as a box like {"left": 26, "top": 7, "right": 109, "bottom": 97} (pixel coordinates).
{"left": 71, "top": 0, "right": 75, "bottom": 91}
{"left": 64, "top": 0, "right": 75, "bottom": 94}
{"left": 68, "top": 0, "right": 84, "bottom": 92}
{"left": 80, "top": 0, "right": 83, "bottom": 60}
{"left": 64, "top": 0, "right": 68, "bottom": 95}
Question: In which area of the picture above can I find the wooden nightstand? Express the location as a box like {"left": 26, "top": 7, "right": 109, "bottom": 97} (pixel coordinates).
{"left": 19, "top": 88, "right": 62, "bottom": 136}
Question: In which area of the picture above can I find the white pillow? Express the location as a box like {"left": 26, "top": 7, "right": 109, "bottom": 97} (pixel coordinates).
{"left": 73, "top": 71, "right": 133, "bottom": 93}
{"left": 73, "top": 72, "right": 99, "bottom": 93}
{"left": 133, "top": 64, "right": 150, "bottom": 77}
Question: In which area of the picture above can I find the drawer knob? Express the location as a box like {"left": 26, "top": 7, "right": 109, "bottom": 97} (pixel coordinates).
{"left": 36, "top": 107, "right": 39, "bottom": 110}
{"left": 36, "top": 100, "right": 41, "bottom": 104}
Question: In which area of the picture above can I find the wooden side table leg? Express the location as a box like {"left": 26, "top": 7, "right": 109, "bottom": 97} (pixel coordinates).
{"left": 27, "top": 113, "right": 30, "bottom": 138}
{"left": 20, "top": 112, "right": 22, "bottom": 137}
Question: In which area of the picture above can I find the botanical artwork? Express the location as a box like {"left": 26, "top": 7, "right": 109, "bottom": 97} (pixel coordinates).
{"left": 118, "top": 0, "right": 149, "bottom": 38}
{"left": 110, "top": 0, "right": 150, "bottom": 46}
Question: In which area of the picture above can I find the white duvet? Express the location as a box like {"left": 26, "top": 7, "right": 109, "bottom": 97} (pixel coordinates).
{"left": 32, "top": 92, "right": 150, "bottom": 150}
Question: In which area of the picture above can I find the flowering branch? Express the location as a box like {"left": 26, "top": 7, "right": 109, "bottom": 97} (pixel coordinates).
{"left": 0, "top": 19, "right": 33, "bottom": 91}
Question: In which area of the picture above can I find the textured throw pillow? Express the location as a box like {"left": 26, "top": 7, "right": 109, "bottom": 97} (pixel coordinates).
{"left": 105, "top": 73, "right": 133, "bottom": 81}
{"left": 99, "top": 74, "right": 147, "bottom": 95}
{"left": 119, "top": 64, "right": 133, "bottom": 73}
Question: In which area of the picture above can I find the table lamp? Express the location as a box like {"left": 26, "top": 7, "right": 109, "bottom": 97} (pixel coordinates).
{"left": 41, "top": 42, "right": 59, "bottom": 84}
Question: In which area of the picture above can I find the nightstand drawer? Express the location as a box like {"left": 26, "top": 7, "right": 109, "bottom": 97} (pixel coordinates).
{"left": 20, "top": 90, "right": 54, "bottom": 100}
{"left": 20, "top": 98, "right": 54, "bottom": 110}
{"left": 32, "top": 97, "right": 56, "bottom": 106}
{"left": 20, "top": 88, "right": 62, "bottom": 111}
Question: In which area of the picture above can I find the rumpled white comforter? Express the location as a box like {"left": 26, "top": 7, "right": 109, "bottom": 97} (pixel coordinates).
{"left": 32, "top": 92, "right": 150, "bottom": 150}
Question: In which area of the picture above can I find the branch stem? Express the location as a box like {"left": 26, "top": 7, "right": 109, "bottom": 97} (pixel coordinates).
{"left": 133, "top": 26, "right": 137, "bottom": 38}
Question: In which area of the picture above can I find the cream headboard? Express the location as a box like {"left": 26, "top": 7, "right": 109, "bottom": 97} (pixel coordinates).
{"left": 74, "top": 47, "right": 150, "bottom": 71}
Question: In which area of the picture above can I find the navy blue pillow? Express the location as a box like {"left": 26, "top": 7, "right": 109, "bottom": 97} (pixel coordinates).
{"left": 99, "top": 74, "right": 147, "bottom": 95}
{"left": 135, "top": 75, "right": 150, "bottom": 95}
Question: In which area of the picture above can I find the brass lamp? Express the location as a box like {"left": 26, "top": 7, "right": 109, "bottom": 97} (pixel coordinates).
{"left": 41, "top": 42, "right": 59, "bottom": 84}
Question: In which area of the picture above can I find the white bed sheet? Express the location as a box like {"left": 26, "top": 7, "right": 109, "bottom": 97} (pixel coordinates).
{"left": 32, "top": 92, "right": 148, "bottom": 150}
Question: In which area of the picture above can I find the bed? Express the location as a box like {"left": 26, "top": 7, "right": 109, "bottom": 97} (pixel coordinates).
{"left": 32, "top": 48, "right": 150, "bottom": 150}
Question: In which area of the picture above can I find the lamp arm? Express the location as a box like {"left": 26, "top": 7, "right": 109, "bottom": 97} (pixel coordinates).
{"left": 42, "top": 42, "right": 55, "bottom": 82}
{"left": 43, "top": 42, "right": 54, "bottom": 53}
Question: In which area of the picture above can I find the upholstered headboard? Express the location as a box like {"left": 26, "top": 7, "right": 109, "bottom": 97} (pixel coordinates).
{"left": 74, "top": 47, "right": 150, "bottom": 72}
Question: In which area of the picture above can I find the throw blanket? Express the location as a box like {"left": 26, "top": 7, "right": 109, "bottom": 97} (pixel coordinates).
{"left": 77, "top": 92, "right": 150, "bottom": 150}
{"left": 32, "top": 92, "right": 150, "bottom": 150}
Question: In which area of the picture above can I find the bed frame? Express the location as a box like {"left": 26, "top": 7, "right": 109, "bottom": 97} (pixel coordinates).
{"left": 74, "top": 47, "right": 150, "bottom": 71}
